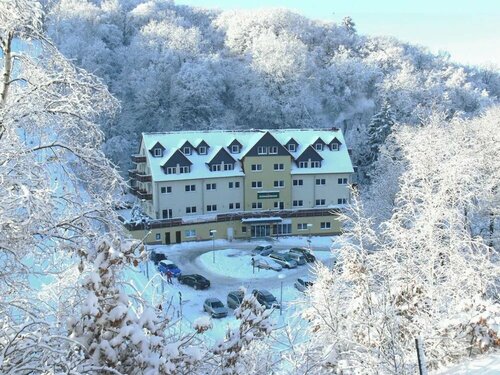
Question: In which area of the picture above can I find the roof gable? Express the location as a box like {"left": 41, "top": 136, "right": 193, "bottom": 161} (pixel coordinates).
{"left": 285, "top": 137, "right": 299, "bottom": 147}
{"left": 243, "top": 131, "right": 290, "bottom": 157}
{"left": 196, "top": 140, "right": 210, "bottom": 149}
{"left": 295, "top": 146, "right": 324, "bottom": 162}
{"left": 228, "top": 139, "right": 242, "bottom": 148}
{"left": 314, "top": 137, "right": 327, "bottom": 146}
{"left": 162, "top": 149, "right": 193, "bottom": 169}
{"left": 148, "top": 141, "right": 165, "bottom": 156}
{"left": 207, "top": 148, "right": 236, "bottom": 166}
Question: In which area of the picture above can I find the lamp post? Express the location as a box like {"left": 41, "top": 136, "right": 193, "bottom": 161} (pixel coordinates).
{"left": 210, "top": 229, "right": 217, "bottom": 263}
{"left": 277, "top": 273, "right": 286, "bottom": 316}
{"left": 307, "top": 223, "right": 313, "bottom": 250}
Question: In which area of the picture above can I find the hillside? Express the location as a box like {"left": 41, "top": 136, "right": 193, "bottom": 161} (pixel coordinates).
{"left": 47, "top": 0, "right": 500, "bottom": 171}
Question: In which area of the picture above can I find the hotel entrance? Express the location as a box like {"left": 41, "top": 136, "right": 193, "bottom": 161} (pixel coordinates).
{"left": 250, "top": 224, "right": 271, "bottom": 238}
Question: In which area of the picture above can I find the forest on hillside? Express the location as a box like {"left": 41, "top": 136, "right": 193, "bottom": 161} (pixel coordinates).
{"left": 47, "top": 0, "right": 499, "bottom": 172}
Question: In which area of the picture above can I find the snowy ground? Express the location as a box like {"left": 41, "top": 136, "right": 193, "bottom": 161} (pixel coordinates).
{"left": 433, "top": 352, "right": 500, "bottom": 374}
{"left": 124, "top": 236, "right": 338, "bottom": 342}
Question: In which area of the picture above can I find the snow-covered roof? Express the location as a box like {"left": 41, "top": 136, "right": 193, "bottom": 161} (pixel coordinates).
{"left": 140, "top": 129, "right": 353, "bottom": 182}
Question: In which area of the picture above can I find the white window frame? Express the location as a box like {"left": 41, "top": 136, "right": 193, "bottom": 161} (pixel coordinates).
{"left": 320, "top": 222, "right": 331, "bottom": 230}
{"left": 235, "top": 202, "right": 241, "bottom": 209}
{"left": 273, "top": 180, "right": 285, "bottom": 188}
{"left": 185, "top": 184, "right": 196, "bottom": 192}
{"left": 154, "top": 148, "right": 162, "bottom": 157}
{"left": 338, "top": 178, "right": 348, "bottom": 184}
{"left": 179, "top": 166, "right": 190, "bottom": 173}
{"left": 315, "top": 178, "right": 326, "bottom": 185}
{"left": 251, "top": 202, "right": 263, "bottom": 209}
{"left": 165, "top": 167, "right": 175, "bottom": 174}
{"left": 251, "top": 164, "right": 262, "bottom": 171}
{"left": 269, "top": 146, "right": 278, "bottom": 154}
{"left": 224, "top": 164, "right": 233, "bottom": 171}
{"left": 288, "top": 144, "right": 296, "bottom": 152}
{"left": 293, "top": 179, "right": 303, "bottom": 186}
{"left": 251, "top": 181, "right": 263, "bottom": 189}
{"left": 298, "top": 161, "right": 308, "bottom": 168}
{"left": 331, "top": 143, "right": 339, "bottom": 150}
{"left": 206, "top": 183, "right": 216, "bottom": 190}
{"left": 297, "top": 223, "right": 307, "bottom": 231}
{"left": 315, "top": 199, "right": 326, "bottom": 206}
{"left": 337, "top": 198, "right": 348, "bottom": 204}
{"left": 257, "top": 146, "right": 267, "bottom": 155}
{"left": 292, "top": 200, "right": 303, "bottom": 207}
{"left": 231, "top": 145, "right": 240, "bottom": 153}
{"left": 311, "top": 161, "right": 321, "bottom": 168}
{"left": 185, "top": 229, "right": 197, "bottom": 238}
{"left": 198, "top": 146, "right": 207, "bottom": 155}
{"left": 315, "top": 143, "right": 323, "bottom": 151}
{"left": 273, "top": 163, "right": 284, "bottom": 171}
{"left": 155, "top": 233, "right": 161, "bottom": 240}
{"left": 183, "top": 147, "right": 191, "bottom": 155}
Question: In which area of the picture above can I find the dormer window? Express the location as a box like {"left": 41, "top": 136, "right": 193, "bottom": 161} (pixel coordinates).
{"left": 154, "top": 148, "right": 163, "bottom": 157}
{"left": 311, "top": 161, "right": 321, "bottom": 168}
{"left": 331, "top": 143, "right": 339, "bottom": 151}
{"left": 198, "top": 146, "right": 207, "bottom": 155}
{"left": 165, "top": 167, "right": 175, "bottom": 174}
{"left": 210, "top": 164, "right": 221, "bottom": 172}
{"left": 288, "top": 144, "right": 296, "bottom": 152}
{"left": 179, "top": 166, "right": 190, "bottom": 173}
{"left": 224, "top": 164, "right": 234, "bottom": 171}
{"left": 315, "top": 143, "right": 323, "bottom": 151}
{"left": 298, "top": 161, "right": 308, "bottom": 168}
{"left": 231, "top": 145, "right": 240, "bottom": 153}
{"left": 183, "top": 147, "right": 191, "bottom": 155}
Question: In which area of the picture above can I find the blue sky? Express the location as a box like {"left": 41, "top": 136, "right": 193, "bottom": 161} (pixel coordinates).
{"left": 175, "top": 0, "right": 500, "bottom": 67}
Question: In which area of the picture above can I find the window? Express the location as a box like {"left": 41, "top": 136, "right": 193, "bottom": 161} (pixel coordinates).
{"left": 154, "top": 148, "right": 162, "bottom": 157}
{"left": 160, "top": 186, "right": 172, "bottom": 194}
{"left": 273, "top": 163, "right": 284, "bottom": 171}
{"left": 235, "top": 202, "right": 241, "bottom": 209}
{"left": 229, "top": 202, "right": 241, "bottom": 210}
{"left": 228, "top": 182, "right": 233, "bottom": 188}
{"left": 185, "top": 184, "right": 196, "bottom": 192}
{"left": 183, "top": 147, "right": 191, "bottom": 155}
{"left": 185, "top": 229, "right": 196, "bottom": 238}
{"left": 298, "top": 161, "right": 308, "bottom": 168}
{"left": 338, "top": 178, "right": 348, "bottom": 184}
{"left": 297, "top": 223, "right": 308, "bottom": 230}
{"left": 311, "top": 161, "right": 321, "bottom": 168}
{"left": 273, "top": 180, "right": 285, "bottom": 188}
{"left": 251, "top": 181, "right": 263, "bottom": 188}
{"left": 315, "top": 178, "right": 326, "bottom": 185}
{"left": 293, "top": 179, "right": 303, "bottom": 186}
{"left": 210, "top": 164, "right": 221, "bottom": 172}
{"left": 162, "top": 209, "right": 172, "bottom": 219}
{"left": 251, "top": 202, "right": 263, "bottom": 209}
{"left": 155, "top": 233, "right": 161, "bottom": 240}
{"left": 224, "top": 164, "right": 234, "bottom": 171}
{"left": 206, "top": 183, "right": 216, "bottom": 190}
{"left": 179, "top": 166, "right": 190, "bottom": 173}
{"left": 198, "top": 146, "right": 207, "bottom": 155}
{"left": 165, "top": 167, "right": 175, "bottom": 174}
{"left": 315, "top": 143, "right": 323, "bottom": 151}
{"left": 231, "top": 145, "right": 240, "bottom": 153}
{"left": 315, "top": 199, "right": 326, "bottom": 206}
{"left": 269, "top": 146, "right": 278, "bottom": 154}
{"left": 272, "top": 223, "right": 292, "bottom": 235}
{"left": 338, "top": 198, "right": 348, "bottom": 204}
{"left": 320, "top": 222, "right": 331, "bottom": 230}
{"left": 229, "top": 203, "right": 234, "bottom": 210}
{"left": 257, "top": 146, "right": 267, "bottom": 155}
{"left": 206, "top": 204, "right": 217, "bottom": 212}
{"left": 251, "top": 164, "right": 262, "bottom": 171}
{"left": 288, "top": 144, "right": 296, "bottom": 152}
{"left": 242, "top": 226, "right": 247, "bottom": 233}
{"left": 331, "top": 143, "right": 339, "bottom": 150}
{"left": 274, "top": 201, "right": 285, "bottom": 209}
{"left": 185, "top": 206, "right": 197, "bottom": 214}
{"left": 235, "top": 181, "right": 240, "bottom": 188}
{"left": 292, "top": 200, "right": 303, "bottom": 207}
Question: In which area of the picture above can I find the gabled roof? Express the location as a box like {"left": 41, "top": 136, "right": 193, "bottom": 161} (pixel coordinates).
{"left": 228, "top": 139, "right": 243, "bottom": 148}
{"left": 285, "top": 137, "right": 299, "bottom": 147}
{"left": 313, "top": 137, "right": 327, "bottom": 146}
{"left": 148, "top": 141, "right": 165, "bottom": 155}
{"left": 242, "top": 131, "right": 291, "bottom": 158}
{"left": 207, "top": 147, "right": 236, "bottom": 166}
{"left": 295, "top": 145, "right": 324, "bottom": 162}
{"left": 162, "top": 149, "right": 193, "bottom": 169}
{"left": 180, "top": 140, "right": 195, "bottom": 150}
{"left": 196, "top": 140, "right": 210, "bottom": 149}
{"left": 329, "top": 137, "right": 342, "bottom": 145}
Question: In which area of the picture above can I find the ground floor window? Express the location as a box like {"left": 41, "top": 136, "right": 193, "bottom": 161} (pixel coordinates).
{"left": 273, "top": 223, "right": 291, "bottom": 235}
{"left": 297, "top": 223, "right": 308, "bottom": 230}
{"left": 320, "top": 222, "right": 331, "bottom": 230}
{"left": 155, "top": 233, "right": 161, "bottom": 240}
{"left": 185, "top": 229, "right": 196, "bottom": 238}
{"left": 251, "top": 224, "right": 270, "bottom": 238}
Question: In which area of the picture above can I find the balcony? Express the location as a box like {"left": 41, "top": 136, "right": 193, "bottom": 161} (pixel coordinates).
{"left": 131, "top": 154, "right": 146, "bottom": 163}
{"left": 136, "top": 189, "right": 152, "bottom": 201}
{"left": 136, "top": 173, "right": 152, "bottom": 182}
{"left": 128, "top": 169, "right": 138, "bottom": 178}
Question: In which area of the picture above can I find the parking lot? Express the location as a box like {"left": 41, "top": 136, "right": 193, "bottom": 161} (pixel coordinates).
{"left": 125, "top": 236, "right": 337, "bottom": 341}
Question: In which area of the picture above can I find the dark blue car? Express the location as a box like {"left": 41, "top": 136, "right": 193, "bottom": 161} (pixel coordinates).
{"left": 158, "top": 260, "right": 182, "bottom": 277}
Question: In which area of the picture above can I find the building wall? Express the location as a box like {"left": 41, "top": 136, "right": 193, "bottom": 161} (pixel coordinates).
{"left": 291, "top": 172, "right": 352, "bottom": 208}
{"left": 242, "top": 155, "right": 293, "bottom": 211}
{"left": 127, "top": 213, "right": 342, "bottom": 244}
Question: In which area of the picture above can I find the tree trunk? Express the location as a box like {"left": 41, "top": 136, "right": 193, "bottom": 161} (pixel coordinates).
{"left": 1, "top": 32, "right": 13, "bottom": 107}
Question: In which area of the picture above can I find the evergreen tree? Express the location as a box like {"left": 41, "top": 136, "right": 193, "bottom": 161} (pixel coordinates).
{"left": 367, "top": 99, "right": 396, "bottom": 164}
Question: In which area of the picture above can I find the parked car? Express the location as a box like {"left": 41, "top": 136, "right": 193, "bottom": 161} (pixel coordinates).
{"left": 178, "top": 274, "right": 210, "bottom": 290}
{"left": 253, "top": 244, "right": 273, "bottom": 256}
{"left": 227, "top": 290, "right": 245, "bottom": 309}
{"left": 289, "top": 247, "right": 316, "bottom": 263}
{"left": 286, "top": 251, "right": 306, "bottom": 265}
{"left": 294, "top": 278, "right": 314, "bottom": 292}
{"left": 203, "top": 298, "right": 228, "bottom": 318}
{"left": 252, "top": 257, "right": 283, "bottom": 271}
{"left": 269, "top": 252, "right": 297, "bottom": 269}
{"left": 150, "top": 251, "right": 167, "bottom": 265}
{"left": 157, "top": 260, "right": 182, "bottom": 277}
{"left": 252, "top": 289, "right": 280, "bottom": 309}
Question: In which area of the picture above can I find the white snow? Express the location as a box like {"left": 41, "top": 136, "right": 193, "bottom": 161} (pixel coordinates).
{"left": 433, "top": 352, "right": 500, "bottom": 374}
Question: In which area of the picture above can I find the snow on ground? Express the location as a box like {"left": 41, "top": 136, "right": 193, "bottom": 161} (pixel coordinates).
{"left": 123, "top": 236, "right": 338, "bottom": 343}
{"left": 433, "top": 352, "right": 500, "bottom": 374}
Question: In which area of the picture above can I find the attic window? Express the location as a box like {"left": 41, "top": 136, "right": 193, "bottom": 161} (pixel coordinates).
{"left": 298, "top": 161, "right": 308, "bottom": 168}
{"left": 331, "top": 143, "right": 339, "bottom": 150}
{"left": 183, "top": 147, "right": 191, "bottom": 155}
{"left": 231, "top": 145, "right": 240, "bottom": 153}
{"left": 311, "top": 161, "right": 321, "bottom": 168}
{"left": 269, "top": 146, "right": 278, "bottom": 154}
{"left": 154, "top": 148, "right": 163, "bottom": 157}
{"left": 288, "top": 144, "right": 296, "bottom": 152}
{"left": 179, "top": 166, "right": 190, "bottom": 173}
{"left": 257, "top": 146, "right": 267, "bottom": 155}
{"left": 198, "top": 146, "right": 207, "bottom": 155}
{"left": 315, "top": 143, "right": 323, "bottom": 151}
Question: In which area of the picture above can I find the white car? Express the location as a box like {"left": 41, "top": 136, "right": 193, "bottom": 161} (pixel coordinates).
{"left": 294, "top": 278, "right": 313, "bottom": 292}
{"left": 252, "top": 257, "right": 282, "bottom": 271}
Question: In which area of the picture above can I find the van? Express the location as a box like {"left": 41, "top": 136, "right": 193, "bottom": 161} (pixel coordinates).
{"left": 269, "top": 252, "right": 297, "bottom": 269}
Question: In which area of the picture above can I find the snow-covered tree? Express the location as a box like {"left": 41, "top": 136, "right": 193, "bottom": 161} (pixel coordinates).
{"left": 366, "top": 99, "right": 396, "bottom": 165}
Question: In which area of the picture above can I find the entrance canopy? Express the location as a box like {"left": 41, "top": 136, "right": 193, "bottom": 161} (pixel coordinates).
{"left": 241, "top": 217, "right": 282, "bottom": 224}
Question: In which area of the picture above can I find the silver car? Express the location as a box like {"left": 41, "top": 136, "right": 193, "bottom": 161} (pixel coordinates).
{"left": 203, "top": 298, "right": 228, "bottom": 318}
{"left": 252, "top": 257, "right": 283, "bottom": 271}
{"left": 227, "top": 290, "right": 245, "bottom": 309}
{"left": 286, "top": 251, "right": 306, "bottom": 265}
{"left": 294, "top": 278, "right": 313, "bottom": 292}
{"left": 269, "top": 252, "right": 297, "bottom": 269}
